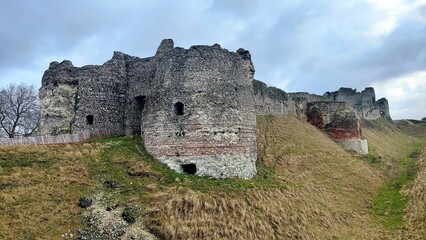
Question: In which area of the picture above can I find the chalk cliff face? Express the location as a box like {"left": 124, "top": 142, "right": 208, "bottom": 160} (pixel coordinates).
{"left": 39, "top": 39, "right": 257, "bottom": 179}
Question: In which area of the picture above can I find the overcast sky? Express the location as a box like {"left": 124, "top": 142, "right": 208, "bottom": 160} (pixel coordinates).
{"left": 1, "top": 0, "right": 425, "bottom": 119}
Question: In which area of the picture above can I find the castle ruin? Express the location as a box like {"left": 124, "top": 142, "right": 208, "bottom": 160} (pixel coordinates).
{"left": 39, "top": 39, "right": 257, "bottom": 179}
{"left": 39, "top": 39, "right": 391, "bottom": 178}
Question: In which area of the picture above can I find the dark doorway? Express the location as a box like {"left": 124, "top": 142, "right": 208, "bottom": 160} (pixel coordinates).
{"left": 181, "top": 163, "right": 197, "bottom": 175}
{"left": 86, "top": 115, "right": 94, "bottom": 125}
{"left": 174, "top": 101, "right": 184, "bottom": 115}
{"left": 133, "top": 96, "right": 146, "bottom": 134}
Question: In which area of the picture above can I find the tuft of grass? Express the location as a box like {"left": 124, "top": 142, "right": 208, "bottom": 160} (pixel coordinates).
{"left": 122, "top": 206, "right": 140, "bottom": 224}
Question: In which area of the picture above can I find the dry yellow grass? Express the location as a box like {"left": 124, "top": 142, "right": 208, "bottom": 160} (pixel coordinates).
{"left": 397, "top": 146, "right": 426, "bottom": 239}
{"left": 395, "top": 120, "right": 426, "bottom": 138}
{"left": 0, "top": 143, "right": 98, "bottom": 239}
{"left": 362, "top": 118, "right": 415, "bottom": 163}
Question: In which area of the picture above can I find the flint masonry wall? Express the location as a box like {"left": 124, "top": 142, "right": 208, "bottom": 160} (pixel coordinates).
{"left": 144, "top": 45, "right": 257, "bottom": 178}
{"left": 39, "top": 60, "right": 79, "bottom": 135}
{"left": 39, "top": 39, "right": 257, "bottom": 179}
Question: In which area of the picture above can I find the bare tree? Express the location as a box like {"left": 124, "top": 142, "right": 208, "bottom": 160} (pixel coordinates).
{"left": 0, "top": 83, "right": 40, "bottom": 138}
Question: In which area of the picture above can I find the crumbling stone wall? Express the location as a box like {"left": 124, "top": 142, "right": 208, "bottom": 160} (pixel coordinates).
{"left": 39, "top": 39, "right": 256, "bottom": 179}
{"left": 254, "top": 82, "right": 391, "bottom": 121}
{"left": 253, "top": 80, "right": 296, "bottom": 115}
{"left": 287, "top": 92, "right": 324, "bottom": 117}
{"left": 306, "top": 101, "right": 368, "bottom": 154}
{"left": 39, "top": 55, "right": 129, "bottom": 135}
{"left": 377, "top": 98, "right": 391, "bottom": 120}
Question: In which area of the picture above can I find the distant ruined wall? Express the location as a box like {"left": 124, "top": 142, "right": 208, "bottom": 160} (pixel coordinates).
{"left": 39, "top": 58, "right": 130, "bottom": 135}
{"left": 253, "top": 81, "right": 391, "bottom": 121}
{"left": 287, "top": 92, "right": 324, "bottom": 117}
{"left": 323, "top": 87, "right": 390, "bottom": 120}
{"left": 39, "top": 39, "right": 257, "bottom": 179}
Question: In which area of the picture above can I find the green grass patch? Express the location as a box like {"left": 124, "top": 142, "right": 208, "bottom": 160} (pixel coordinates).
{"left": 372, "top": 186, "right": 408, "bottom": 229}
{"left": 0, "top": 149, "right": 55, "bottom": 173}
{"left": 372, "top": 139, "right": 423, "bottom": 230}
{"left": 88, "top": 135, "right": 284, "bottom": 198}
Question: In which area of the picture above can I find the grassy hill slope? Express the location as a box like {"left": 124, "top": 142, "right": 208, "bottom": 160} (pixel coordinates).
{"left": 361, "top": 118, "right": 421, "bottom": 232}
{"left": 395, "top": 119, "right": 426, "bottom": 138}
{"left": 0, "top": 115, "right": 421, "bottom": 239}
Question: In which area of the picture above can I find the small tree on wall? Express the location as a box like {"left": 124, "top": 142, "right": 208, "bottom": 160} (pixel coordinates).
{"left": 0, "top": 83, "right": 40, "bottom": 138}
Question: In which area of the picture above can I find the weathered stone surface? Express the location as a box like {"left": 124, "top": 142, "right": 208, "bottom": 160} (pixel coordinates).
{"left": 306, "top": 101, "right": 368, "bottom": 154}
{"left": 336, "top": 138, "right": 368, "bottom": 155}
{"left": 306, "top": 101, "right": 359, "bottom": 138}
{"left": 155, "top": 39, "right": 174, "bottom": 56}
{"left": 143, "top": 44, "right": 257, "bottom": 179}
{"left": 39, "top": 39, "right": 257, "bottom": 179}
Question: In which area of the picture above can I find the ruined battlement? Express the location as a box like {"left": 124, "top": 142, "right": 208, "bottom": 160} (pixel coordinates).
{"left": 323, "top": 87, "right": 390, "bottom": 120}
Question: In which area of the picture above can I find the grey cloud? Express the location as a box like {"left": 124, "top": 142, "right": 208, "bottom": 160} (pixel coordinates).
{"left": 0, "top": 1, "right": 112, "bottom": 68}
{"left": 354, "top": 19, "right": 426, "bottom": 83}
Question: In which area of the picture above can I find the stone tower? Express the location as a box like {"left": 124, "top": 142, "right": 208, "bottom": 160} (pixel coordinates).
{"left": 39, "top": 39, "right": 257, "bottom": 179}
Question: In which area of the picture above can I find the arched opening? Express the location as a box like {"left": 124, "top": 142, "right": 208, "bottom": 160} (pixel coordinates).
{"left": 181, "top": 163, "right": 197, "bottom": 175}
{"left": 86, "top": 115, "right": 94, "bottom": 125}
{"left": 174, "top": 101, "right": 184, "bottom": 115}
{"left": 133, "top": 96, "right": 146, "bottom": 134}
